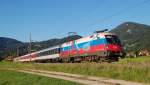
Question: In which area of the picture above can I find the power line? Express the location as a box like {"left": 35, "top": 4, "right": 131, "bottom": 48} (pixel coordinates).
{"left": 91, "top": 0, "right": 150, "bottom": 29}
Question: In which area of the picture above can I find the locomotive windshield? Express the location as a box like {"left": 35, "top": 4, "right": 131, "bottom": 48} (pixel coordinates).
{"left": 105, "top": 35, "right": 121, "bottom": 45}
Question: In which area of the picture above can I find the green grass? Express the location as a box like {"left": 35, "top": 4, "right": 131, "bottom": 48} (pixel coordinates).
{"left": 0, "top": 56, "right": 150, "bottom": 84}
{"left": 118, "top": 56, "right": 150, "bottom": 64}
{"left": 0, "top": 69, "right": 82, "bottom": 85}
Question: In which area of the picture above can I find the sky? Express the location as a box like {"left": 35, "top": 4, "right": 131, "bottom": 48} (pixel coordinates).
{"left": 0, "top": 0, "right": 150, "bottom": 42}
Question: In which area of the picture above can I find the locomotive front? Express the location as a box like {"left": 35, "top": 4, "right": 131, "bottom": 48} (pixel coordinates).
{"left": 102, "top": 33, "right": 124, "bottom": 61}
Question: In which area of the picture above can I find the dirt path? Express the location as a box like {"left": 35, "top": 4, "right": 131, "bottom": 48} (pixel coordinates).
{"left": 16, "top": 69, "right": 148, "bottom": 85}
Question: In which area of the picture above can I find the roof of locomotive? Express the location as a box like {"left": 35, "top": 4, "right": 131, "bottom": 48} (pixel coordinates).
{"left": 96, "top": 32, "right": 116, "bottom": 36}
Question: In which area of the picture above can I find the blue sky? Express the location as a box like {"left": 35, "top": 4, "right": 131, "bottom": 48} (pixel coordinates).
{"left": 0, "top": 0, "right": 150, "bottom": 42}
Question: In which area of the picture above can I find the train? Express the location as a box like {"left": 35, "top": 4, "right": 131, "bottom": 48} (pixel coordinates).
{"left": 14, "top": 31, "right": 124, "bottom": 63}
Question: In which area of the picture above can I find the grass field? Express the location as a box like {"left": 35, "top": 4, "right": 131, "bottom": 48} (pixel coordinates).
{"left": 0, "top": 56, "right": 150, "bottom": 84}
{"left": 0, "top": 69, "right": 82, "bottom": 85}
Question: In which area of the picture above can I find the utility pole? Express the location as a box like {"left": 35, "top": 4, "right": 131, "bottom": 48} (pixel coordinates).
{"left": 17, "top": 46, "right": 19, "bottom": 57}
{"left": 29, "top": 33, "right": 32, "bottom": 61}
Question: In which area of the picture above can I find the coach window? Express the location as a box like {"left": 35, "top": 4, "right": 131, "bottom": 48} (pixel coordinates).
{"left": 47, "top": 51, "right": 49, "bottom": 55}
{"left": 57, "top": 48, "right": 59, "bottom": 53}
{"left": 51, "top": 49, "right": 53, "bottom": 54}
{"left": 54, "top": 49, "right": 56, "bottom": 54}
{"left": 54, "top": 49, "right": 57, "bottom": 54}
{"left": 52, "top": 49, "right": 54, "bottom": 54}
{"left": 56, "top": 48, "right": 59, "bottom": 53}
{"left": 46, "top": 51, "right": 49, "bottom": 55}
{"left": 56, "top": 49, "right": 58, "bottom": 53}
{"left": 51, "top": 50, "right": 54, "bottom": 54}
{"left": 49, "top": 50, "right": 51, "bottom": 55}
{"left": 54, "top": 49, "right": 56, "bottom": 53}
{"left": 55, "top": 49, "right": 57, "bottom": 54}
{"left": 50, "top": 50, "right": 52, "bottom": 54}
{"left": 43, "top": 52, "right": 45, "bottom": 55}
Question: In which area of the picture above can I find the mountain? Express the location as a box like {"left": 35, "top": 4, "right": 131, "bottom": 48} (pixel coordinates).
{"left": 0, "top": 37, "right": 23, "bottom": 49}
{"left": 0, "top": 37, "right": 24, "bottom": 59}
{"left": 31, "top": 35, "right": 82, "bottom": 51}
{"left": 110, "top": 22, "right": 150, "bottom": 52}
{"left": 0, "top": 35, "right": 82, "bottom": 59}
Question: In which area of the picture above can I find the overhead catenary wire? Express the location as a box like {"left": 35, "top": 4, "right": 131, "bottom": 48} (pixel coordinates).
{"left": 90, "top": 0, "right": 150, "bottom": 31}
{"left": 102, "top": 0, "right": 149, "bottom": 22}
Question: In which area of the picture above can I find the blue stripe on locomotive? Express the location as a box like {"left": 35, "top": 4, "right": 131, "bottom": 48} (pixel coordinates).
{"left": 61, "top": 38, "right": 107, "bottom": 51}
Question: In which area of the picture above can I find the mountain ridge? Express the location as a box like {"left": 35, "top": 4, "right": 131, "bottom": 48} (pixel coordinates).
{"left": 110, "top": 21, "right": 150, "bottom": 52}
{"left": 0, "top": 35, "right": 82, "bottom": 58}
{"left": 1, "top": 21, "right": 150, "bottom": 58}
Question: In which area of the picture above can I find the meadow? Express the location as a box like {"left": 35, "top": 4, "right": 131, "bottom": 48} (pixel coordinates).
{"left": 0, "top": 56, "right": 150, "bottom": 84}
{"left": 0, "top": 69, "right": 82, "bottom": 85}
